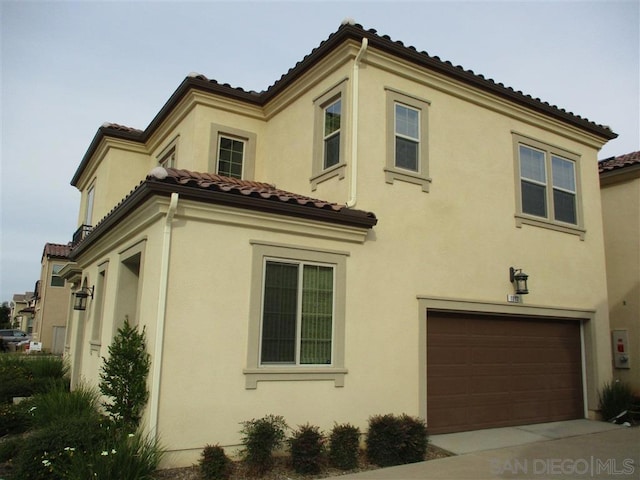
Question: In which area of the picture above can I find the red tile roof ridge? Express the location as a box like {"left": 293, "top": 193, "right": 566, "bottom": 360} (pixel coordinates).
{"left": 599, "top": 150, "right": 640, "bottom": 173}
{"left": 43, "top": 242, "right": 72, "bottom": 258}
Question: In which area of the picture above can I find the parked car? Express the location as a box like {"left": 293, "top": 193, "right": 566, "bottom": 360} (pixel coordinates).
{"left": 0, "top": 329, "right": 32, "bottom": 351}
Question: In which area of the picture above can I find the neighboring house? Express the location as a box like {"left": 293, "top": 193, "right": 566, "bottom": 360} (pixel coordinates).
{"left": 31, "top": 243, "right": 72, "bottom": 354}
{"left": 599, "top": 151, "right": 640, "bottom": 392}
{"left": 9, "top": 292, "right": 34, "bottom": 332}
{"left": 62, "top": 22, "right": 617, "bottom": 467}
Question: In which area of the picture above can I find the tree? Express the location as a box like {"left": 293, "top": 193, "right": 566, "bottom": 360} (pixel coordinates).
{"left": 99, "top": 317, "right": 151, "bottom": 429}
{"left": 0, "top": 302, "right": 11, "bottom": 329}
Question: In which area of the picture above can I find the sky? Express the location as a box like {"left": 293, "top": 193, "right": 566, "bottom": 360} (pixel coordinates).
{"left": 1, "top": 0, "right": 638, "bottom": 303}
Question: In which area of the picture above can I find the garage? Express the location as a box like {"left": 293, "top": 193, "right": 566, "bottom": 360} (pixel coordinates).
{"left": 426, "top": 311, "right": 584, "bottom": 434}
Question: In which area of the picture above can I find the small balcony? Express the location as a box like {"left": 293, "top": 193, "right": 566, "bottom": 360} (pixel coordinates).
{"left": 72, "top": 224, "right": 93, "bottom": 247}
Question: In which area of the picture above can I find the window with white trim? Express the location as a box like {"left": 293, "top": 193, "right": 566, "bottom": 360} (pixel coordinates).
{"left": 217, "top": 135, "right": 245, "bottom": 179}
{"left": 384, "top": 88, "right": 431, "bottom": 192}
{"left": 311, "top": 80, "right": 348, "bottom": 190}
{"left": 50, "top": 264, "right": 65, "bottom": 287}
{"left": 513, "top": 134, "right": 584, "bottom": 238}
{"left": 208, "top": 124, "right": 256, "bottom": 180}
{"left": 261, "top": 260, "right": 334, "bottom": 365}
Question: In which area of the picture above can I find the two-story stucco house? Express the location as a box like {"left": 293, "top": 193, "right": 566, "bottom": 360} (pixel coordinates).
{"left": 30, "top": 243, "right": 72, "bottom": 353}
{"left": 599, "top": 151, "right": 640, "bottom": 392}
{"left": 62, "top": 22, "right": 617, "bottom": 467}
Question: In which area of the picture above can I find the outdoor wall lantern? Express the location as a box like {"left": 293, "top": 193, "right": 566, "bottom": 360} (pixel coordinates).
{"left": 73, "top": 286, "right": 94, "bottom": 311}
{"left": 509, "top": 267, "right": 529, "bottom": 295}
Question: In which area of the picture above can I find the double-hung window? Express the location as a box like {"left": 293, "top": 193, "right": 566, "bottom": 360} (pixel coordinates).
{"left": 311, "top": 81, "right": 348, "bottom": 190}
{"left": 50, "top": 264, "right": 65, "bottom": 287}
{"left": 217, "top": 135, "right": 245, "bottom": 179}
{"left": 323, "top": 100, "right": 341, "bottom": 170}
{"left": 384, "top": 88, "right": 431, "bottom": 192}
{"left": 245, "top": 242, "right": 348, "bottom": 389}
{"left": 261, "top": 260, "right": 334, "bottom": 365}
{"left": 514, "top": 134, "right": 583, "bottom": 238}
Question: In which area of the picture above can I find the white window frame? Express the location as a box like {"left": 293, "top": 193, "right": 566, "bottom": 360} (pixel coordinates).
{"left": 311, "top": 79, "right": 348, "bottom": 190}
{"left": 85, "top": 184, "right": 95, "bottom": 226}
{"left": 216, "top": 134, "right": 246, "bottom": 179}
{"left": 384, "top": 88, "right": 431, "bottom": 192}
{"left": 208, "top": 124, "right": 256, "bottom": 180}
{"left": 513, "top": 133, "right": 585, "bottom": 239}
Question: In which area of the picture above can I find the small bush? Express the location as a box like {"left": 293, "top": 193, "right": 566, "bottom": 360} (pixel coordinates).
{"left": 200, "top": 444, "right": 232, "bottom": 480}
{"left": 240, "top": 414, "right": 288, "bottom": 474}
{"left": 289, "top": 424, "right": 325, "bottom": 475}
{"left": 13, "top": 415, "right": 106, "bottom": 480}
{"left": 0, "top": 436, "right": 21, "bottom": 462}
{"left": 599, "top": 380, "right": 635, "bottom": 421}
{"left": 329, "top": 423, "right": 360, "bottom": 470}
{"left": 366, "top": 414, "right": 427, "bottom": 467}
{"left": 62, "top": 430, "right": 164, "bottom": 480}
{"left": 0, "top": 399, "right": 33, "bottom": 435}
{"left": 30, "top": 384, "right": 100, "bottom": 428}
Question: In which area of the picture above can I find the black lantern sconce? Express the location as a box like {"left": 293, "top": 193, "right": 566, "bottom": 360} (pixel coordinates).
{"left": 509, "top": 267, "right": 529, "bottom": 295}
{"left": 73, "top": 286, "right": 94, "bottom": 311}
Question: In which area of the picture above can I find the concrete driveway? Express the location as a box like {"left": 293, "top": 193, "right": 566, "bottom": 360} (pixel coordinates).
{"left": 325, "top": 420, "right": 639, "bottom": 479}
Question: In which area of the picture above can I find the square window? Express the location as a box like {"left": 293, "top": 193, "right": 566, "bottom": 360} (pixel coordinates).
{"left": 513, "top": 134, "right": 583, "bottom": 238}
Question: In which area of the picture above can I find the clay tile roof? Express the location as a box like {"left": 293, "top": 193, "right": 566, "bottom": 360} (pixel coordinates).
{"left": 156, "top": 167, "right": 349, "bottom": 213}
{"left": 599, "top": 151, "right": 640, "bottom": 174}
{"left": 43, "top": 242, "right": 72, "bottom": 259}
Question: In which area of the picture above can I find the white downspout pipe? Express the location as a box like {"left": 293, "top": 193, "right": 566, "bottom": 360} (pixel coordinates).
{"left": 150, "top": 191, "right": 179, "bottom": 439}
{"left": 346, "top": 37, "right": 368, "bottom": 208}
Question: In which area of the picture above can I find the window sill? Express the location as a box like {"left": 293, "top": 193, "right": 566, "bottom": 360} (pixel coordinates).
{"left": 515, "top": 214, "right": 586, "bottom": 240}
{"left": 243, "top": 367, "right": 347, "bottom": 389}
{"left": 89, "top": 341, "right": 101, "bottom": 354}
{"left": 310, "top": 163, "right": 346, "bottom": 191}
{"left": 384, "top": 167, "right": 431, "bottom": 192}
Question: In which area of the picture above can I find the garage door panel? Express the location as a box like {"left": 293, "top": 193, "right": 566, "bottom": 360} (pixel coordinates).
{"left": 427, "top": 312, "right": 583, "bottom": 434}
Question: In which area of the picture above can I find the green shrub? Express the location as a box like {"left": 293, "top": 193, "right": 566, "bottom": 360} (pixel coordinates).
{"left": 200, "top": 444, "right": 232, "bottom": 480}
{"left": 0, "top": 399, "right": 33, "bottom": 435}
{"left": 328, "top": 422, "right": 360, "bottom": 470}
{"left": 599, "top": 380, "right": 635, "bottom": 421}
{"left": 366, "top": 414, "right": 427, "bottom": 467}
{"left": 289, "top": 423, "right": 325, "bottom": 475}
{"left": 0, "top": 355, "right": 69, "bottom": 403}
{"left": 99, "top": 319, "right": 151, "bottom": 429}
{"left": 0, "top": 436, "right": 21, "bottom": 462}
{"left": 13, "top": 415, "right": 106, "bottom": 480}
{"left": 30, "top": 384, "right": 100, "bottom": 428}
{"left": 62, "top": 430, "right": 164, "bottom": 480}
{"left": 240, "top": 414, "right": 288, "bottom": 474}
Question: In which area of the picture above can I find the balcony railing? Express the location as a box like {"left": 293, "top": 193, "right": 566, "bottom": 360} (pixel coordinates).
{"left": 72, "top": 224, "right": 93, "bottom": 247}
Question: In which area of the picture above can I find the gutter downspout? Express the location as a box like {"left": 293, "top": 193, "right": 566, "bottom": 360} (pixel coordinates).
{"left": 346, "top": 37, "right": 368, "bottom": 208}
{"left": 150, "top": 192, "right": 179, "bottom": 439}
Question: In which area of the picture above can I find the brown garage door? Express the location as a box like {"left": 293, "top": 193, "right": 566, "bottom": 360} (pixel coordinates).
{"left": 427, "top": 311, "right": 583, "bottom": 434}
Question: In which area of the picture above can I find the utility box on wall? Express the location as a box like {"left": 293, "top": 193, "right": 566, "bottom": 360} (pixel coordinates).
{"left": 612, "top": 330, "right": 630, "bottom": 369}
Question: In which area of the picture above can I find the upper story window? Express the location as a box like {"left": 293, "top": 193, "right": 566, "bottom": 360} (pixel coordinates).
{"left": 513, "top": 133, "right": 584, "bottom": 239}
{"left": 217, "top": 135, "right": 245, "bottom": 179}
{"left": 384, "top": 88, "right": 431, "bottom": 192}
{"left": 157, "top": 136, "right": 178, "bottom": 169}
{"left": 311, "top": 80, "right": 348, "bottom": 190}
{"left": 209, "top": 124, "right": 256, "bottom": 180}
{"left": 84, "top": 184, "right": 95, "bottom": 226}
{"left": 323, "top": 99, "right": 342, "bottom": 170}
{"left": 50, "top": 264, "right": 65, "bottom": 287}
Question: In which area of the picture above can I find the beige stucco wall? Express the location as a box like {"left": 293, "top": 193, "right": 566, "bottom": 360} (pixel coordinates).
{"left": 601, "top": 174, "right": 640, "bottom": 391}
{"left": 34, "top": 259, "right": 71, "bottom": 352}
